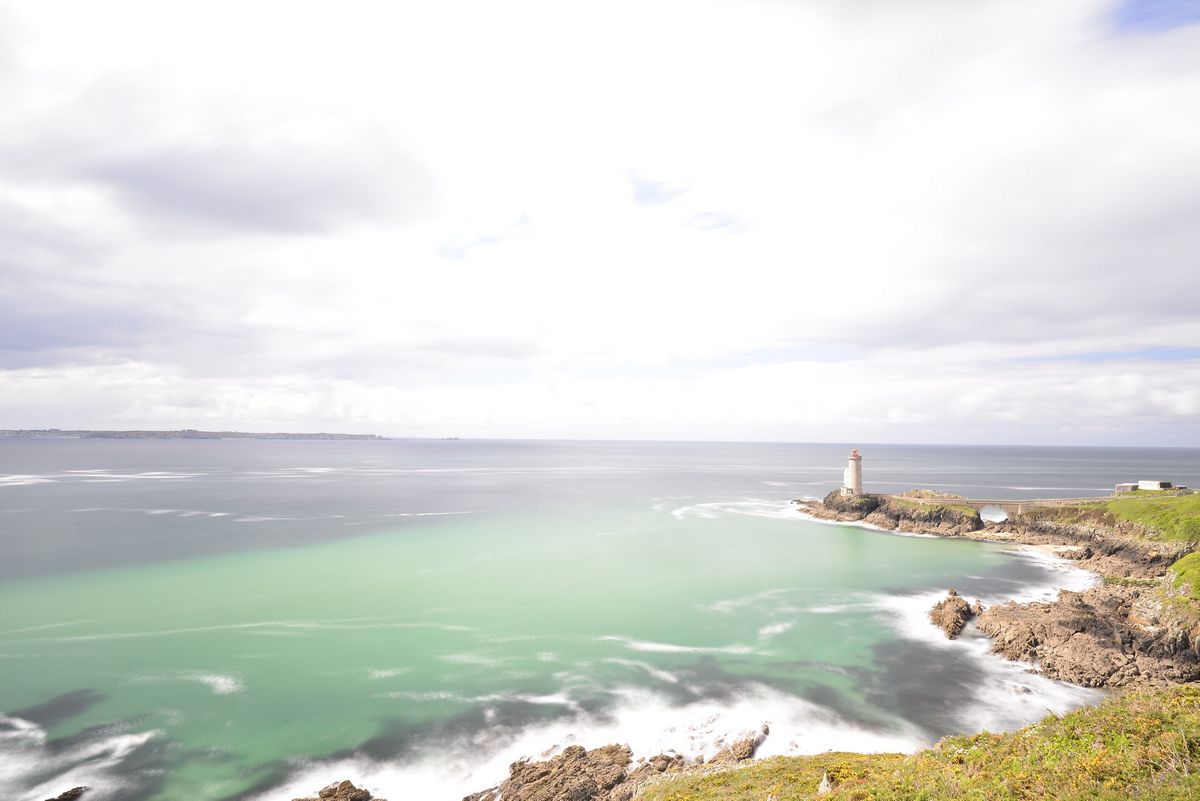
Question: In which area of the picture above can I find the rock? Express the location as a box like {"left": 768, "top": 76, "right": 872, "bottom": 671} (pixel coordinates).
{"left": 463, "top": 743, "right": 673, "bottom": 801}
{"left": 930, "top": 591, "right": 980, "bottom": 638}
{"left": 708, "top": 725, "right": 769, "bottom": 764}
{"left": 817, "top": 771, "right": 832, "bottom": 795}
{"left": 975, "top": 584, "right": 1200, "bottom": 688}
{"left": 45, "top": 790, "right": 87, "bottom": 801}
{"left": 292, "top": 779, "right": 385, "bottom": 801}
{"left": 796, "top": 491, "right": 983, "bottom": 535}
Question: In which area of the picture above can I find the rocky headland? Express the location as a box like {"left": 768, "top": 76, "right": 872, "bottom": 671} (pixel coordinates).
{"left": 796, "top": 489, "right": 1200, "bottom": 689}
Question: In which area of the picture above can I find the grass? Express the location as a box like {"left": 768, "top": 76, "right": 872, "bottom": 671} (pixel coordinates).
{"left": 640, "top": 686, "right": 1200, "bottom": 801}
{"left": 1170, "top": 552, "right": 1200, "bottom": 601}
{"left": 1018, "top": 493, "right": 1200, "bottom": 543}
{"left": 888, "top": 497, "right": 981, "bottom": 519}
{"left": 1105, "top": 493, "right": 1200, "bottom": 542}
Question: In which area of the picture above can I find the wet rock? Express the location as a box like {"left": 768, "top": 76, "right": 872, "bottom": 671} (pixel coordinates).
{"left": 463, "top": 743, "right": 677, "bottom": 801}
{"left": 976, "top": 584, "right": 1200, "bottom": 688}
{"left": 45, "top": 789, "right": 87, "bottom": 801}
{"left": 929, "top": 590, "right": 982, "bottom": 639}
{"left": 292, "top": 779, "right": 386, "bottom": 801}
{"left": 708, "top": 724, "right": 769, "bottom": 765}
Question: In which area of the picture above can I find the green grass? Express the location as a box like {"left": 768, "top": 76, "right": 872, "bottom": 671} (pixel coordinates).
{"left": 1018, "top": 493, "right": 1200, "bottom": 543}
{"left": 640, "top": 687, "right": 1200, "bottom": 801}
{"left": 1104, "top": 494, "right": 1200, "bottom": 542}
{"left": 1170, "top": 552, "right": 1200, "bottom": 601}
{"left": 888, "top": 497, "right": 981, "bottom": 519}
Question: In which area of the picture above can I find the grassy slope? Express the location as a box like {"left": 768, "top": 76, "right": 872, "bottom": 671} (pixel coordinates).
{"left": 1016, "top": 493, "right": 1200, "bottom": 598}
{"left": 887, "top": 497, "right": 981, "bottom": 519}
{"left": 641, "top": 687, "right": 1200, "bottom": 801}
{"left": 1020, "top": 493, "right": 1200, "bottom": 543}
{"left": 1105, "top": 493, "right": 1200, "bottom": 542}
{"left": 1171, "top": 552, "right": 1200, "bottom": 601}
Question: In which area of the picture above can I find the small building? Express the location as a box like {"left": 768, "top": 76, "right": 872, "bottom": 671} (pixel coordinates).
{"left": 1138, "top": 480, "right": 1174, "bottom": 491}
{"left": 1114, "top": 483, "right": 1137, "bottom": 494}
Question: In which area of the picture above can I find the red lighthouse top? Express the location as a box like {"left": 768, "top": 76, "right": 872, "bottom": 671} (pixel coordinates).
{"left": 849, "top": 448, "right": 861, "bottom": 460}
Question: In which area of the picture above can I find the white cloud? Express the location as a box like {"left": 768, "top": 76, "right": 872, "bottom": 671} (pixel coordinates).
{"left": 0, "top": 0, "right": 1198, "bottom": 444}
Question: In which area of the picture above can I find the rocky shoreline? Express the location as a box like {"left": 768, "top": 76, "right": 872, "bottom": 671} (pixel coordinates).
{"left": 796, "top": 490, "right": 1200, "bottom": 689}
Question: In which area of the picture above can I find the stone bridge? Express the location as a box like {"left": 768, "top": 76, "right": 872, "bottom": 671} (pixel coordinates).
{"left": 878, "top": 494, "right": 1106, "bottom": 517}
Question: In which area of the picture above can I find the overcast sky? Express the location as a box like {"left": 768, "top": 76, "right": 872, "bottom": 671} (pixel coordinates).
{"left": 1, "top": 0, "right": 1198, "bottom": 445}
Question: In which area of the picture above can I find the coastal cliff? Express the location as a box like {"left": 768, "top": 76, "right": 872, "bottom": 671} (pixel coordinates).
{"left": 797, "top": 490, "right": 1200, "bottom": 689}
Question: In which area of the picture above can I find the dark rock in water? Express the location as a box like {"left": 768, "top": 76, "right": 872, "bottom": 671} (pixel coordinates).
{"left": 292, "top": 779, "right": 386, "bottom": 801}
{"left": 930, "top": 591, "right": 982, "bottom": 639}
{"left": 463, "top": 743, "right": 691, "bottom": 801}
{"left": 45, "top": 789, "right": 87, "bottom": 801}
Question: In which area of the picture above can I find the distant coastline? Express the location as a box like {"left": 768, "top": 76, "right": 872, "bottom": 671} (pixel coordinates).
{"left": 0, "top": 428, "right": 388, "bottom": 440}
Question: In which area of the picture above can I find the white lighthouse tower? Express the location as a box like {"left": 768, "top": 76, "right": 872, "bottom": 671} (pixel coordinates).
{"left": 841, "top": 448, "right": 863, "bottom": 496}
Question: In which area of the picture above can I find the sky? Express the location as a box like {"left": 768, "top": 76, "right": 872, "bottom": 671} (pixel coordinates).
{"left": 0, "top": 0, "right": 1198, "bottom": 446}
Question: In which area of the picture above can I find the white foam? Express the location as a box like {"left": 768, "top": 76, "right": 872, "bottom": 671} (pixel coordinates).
{"left": 702, "top": 588, "right": 793, "bottom": 615}
{"left": 185, "top": 672, "right": 244, "bottom": 695}
{"left": 602, "top": 657, "right": 680, "bottom": 684}
{"left": 0, "top": 474, "right": 58, "bottom": 487}
{"left": 671, "top": 500, "right": 800, "bottom": 521}
{"left": 757, "top": 622, "right": 794, "bottom": 638}
{"left": 368, "top": 667, "right": 413, "bottom": 679}
{"left": 598, "top": 635, "right": 754, "bottom": 655}
{"left": 127, "top": 670, "right": 244, "bottom": 695}
{"left": 248, "top": 683, "right": 923, "bottom": 801}
{"left": 0, "top": 716, "right": 161, "bottom": 801}
{"left": 441, "top": 652, "right": 507, "bottom": 667}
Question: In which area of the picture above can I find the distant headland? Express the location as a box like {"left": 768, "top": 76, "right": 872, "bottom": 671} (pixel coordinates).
{"left": 0, "top": 429, "right": 388, "bottom": 440}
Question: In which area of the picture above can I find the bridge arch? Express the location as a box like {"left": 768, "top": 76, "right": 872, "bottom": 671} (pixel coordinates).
{"left": 978, "top": 504, "right": 1009, "bottom": 522}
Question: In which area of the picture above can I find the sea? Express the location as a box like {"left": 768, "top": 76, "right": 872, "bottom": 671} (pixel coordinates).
{"left": 2, "top": 439, "right": 1198, "bottom": 801}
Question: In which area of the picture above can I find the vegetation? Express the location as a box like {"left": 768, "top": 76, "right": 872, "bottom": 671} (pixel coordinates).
{"left": 1170, "top": 552, "right": 1200, "bottom": 601}
{"left": 888, "top": 497, "right": 980, "bottom": 519}
{"left": 640, "top": 687, "right": 1200, "bottom": 801}
{"left": 1106, "top": 493, "right": 1200, "bottom": 542}
{"left": 1018, "top": 493, "right": 1200, "bottom": 543}
{"left": 1103, "top": 575, "right": 1160, "bottom": 588}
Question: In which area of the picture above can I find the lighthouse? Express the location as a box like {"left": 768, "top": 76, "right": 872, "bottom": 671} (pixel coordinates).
{"left": 841, "top": 448, "right": 863, "bottom": 496}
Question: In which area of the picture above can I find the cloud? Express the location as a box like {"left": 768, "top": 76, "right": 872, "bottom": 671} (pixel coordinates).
{"left": 88, "top": 136, "right": 432, "bottom": 234}
{"left": 0, "top": 0, "right": 1197, "bottom": 444}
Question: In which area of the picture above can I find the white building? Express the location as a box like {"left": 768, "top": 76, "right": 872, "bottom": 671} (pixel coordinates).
{"left": 841, "top": 448, "right": 863, "bottom": 496}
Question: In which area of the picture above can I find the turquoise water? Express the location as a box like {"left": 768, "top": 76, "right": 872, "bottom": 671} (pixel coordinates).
{"left": 5, "top": 440, "right": 1189, "bottom": 800}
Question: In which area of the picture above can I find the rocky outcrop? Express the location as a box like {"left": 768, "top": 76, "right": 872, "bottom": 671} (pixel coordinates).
{"left": 796, "top": 492, "right": 982, "bottom": 536}
{"left": 707, "top": 724, "right": 769, "bottom": 765}
{"left": 45, "top": 790, "right": 87, "bottom": 801}
{"left": 976, "top": 584, "right": 1200, "bottom": 687}
{"left": 796, "top": 492, "right": 1188, "bottom": 579}
{"left": 463, "top": 744, "right": 691, "bottom": 801}
{"left": 985, "top": 519, "right": 1190, "bottom": 579}
{"left": 292, "top": 780, "right": 386, "bottom": 801}
{"left": 929, "top": 590, "right": 984, "bottom": 639}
